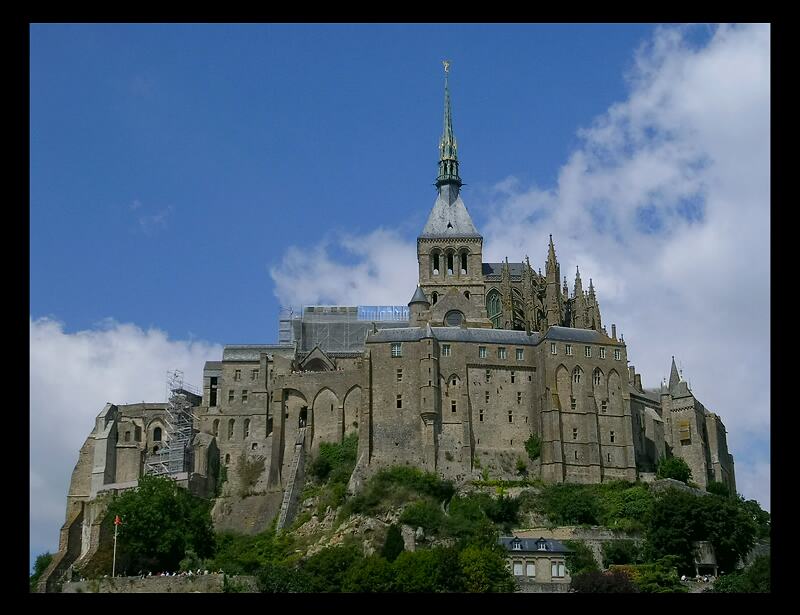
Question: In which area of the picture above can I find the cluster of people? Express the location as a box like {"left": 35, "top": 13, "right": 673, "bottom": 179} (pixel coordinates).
{"left": 680, "top": 574, "right": 715, "bottom": 583}
{"left": 138, "top": 569, "right": 223, "bottom": 578}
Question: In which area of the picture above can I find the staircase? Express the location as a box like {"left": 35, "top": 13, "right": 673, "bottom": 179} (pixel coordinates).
{"left": 276, "top": 428, "right": 306, "bottom": 530}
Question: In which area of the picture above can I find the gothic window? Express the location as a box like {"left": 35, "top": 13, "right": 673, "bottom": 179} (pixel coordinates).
{"left": 135, "top": 425, "right": 142, "bottom": 442}
{"left": 479, "top": 411, "right": 484, "bottom": 422}
{"left": 460, "top": 251, "right": 468, "bottom": 275}
{"left": 225, "top": 453, "right": 230, "bottom": 464}
{"left": 432, "top": 292, "right": 438, "bottom": 305}
{"left": 444, "top": 311, "right": 464, "bottom": 327}
{"left": 228, "top": 419, "right": 235, "bottom": 440}
{"left": 570, "top": 397, "right": 576, "bottom": 410}
{"left": 593, "top": 368, "right": 602, "bottom": 386}
{"left": 153, "top": 427, "right": 162, "bottom": 442}
{"left": 487, "top": 290, "right": 502, "bottom": 328}
{"left": 508, "top": 410, "right": 513, "bottom": 423}
{"left": 432, "top": 251, "right": 440, "bottom": 275}
{"left": 572, "top": 366, "right": 582, "bottom": 384}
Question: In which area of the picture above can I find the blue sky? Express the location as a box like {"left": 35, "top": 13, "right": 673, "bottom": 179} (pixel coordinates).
{"left": 30, "top": 23, "right": 769, "bottom": 569}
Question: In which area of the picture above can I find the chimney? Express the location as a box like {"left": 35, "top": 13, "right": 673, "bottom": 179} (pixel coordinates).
{"left": 611, "top": 324, "right": 617, "bottom": 340}
{"left": 628, "top": 366, "right": 636, "bottom": 383}
{"left": 634, "top": 374, "right": 642, "bottom": 391}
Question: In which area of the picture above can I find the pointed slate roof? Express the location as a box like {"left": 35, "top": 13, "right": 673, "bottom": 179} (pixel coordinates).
{"left": 420, "top": 184, "right": 481, "bottom": 238}
{"left": 669, "top": 356, "right": 680, "bottom": 390}
{"left": 408, "top": 286, "right": 429, "bottom": 305}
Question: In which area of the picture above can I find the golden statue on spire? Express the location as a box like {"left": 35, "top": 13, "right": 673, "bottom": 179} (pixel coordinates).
{"left": 443, "top": 59, "right": 450, "bottom": 74}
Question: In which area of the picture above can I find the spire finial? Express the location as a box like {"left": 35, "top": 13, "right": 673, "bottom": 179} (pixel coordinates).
{"left": 437, "top": 60, "right": 462, "bottom": 190}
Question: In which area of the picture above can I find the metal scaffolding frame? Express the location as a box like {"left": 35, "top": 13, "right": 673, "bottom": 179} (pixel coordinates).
{"left": 145, "top": 370, "right": 199, "bottom": 477}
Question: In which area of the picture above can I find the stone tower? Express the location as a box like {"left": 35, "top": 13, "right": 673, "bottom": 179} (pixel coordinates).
{"left": 417, "top": 62, "right": 490, "bottom": 328}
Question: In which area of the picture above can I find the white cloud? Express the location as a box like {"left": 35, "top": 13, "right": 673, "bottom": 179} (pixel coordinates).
{"left": 270, "top": 24, "right": 770, "bottom": 508}
{"left": 29, "top": 317, "right": 221, "bottom": 565}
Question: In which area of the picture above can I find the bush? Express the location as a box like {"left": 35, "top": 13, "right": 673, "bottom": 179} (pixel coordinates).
{"left": 541, "top": 484, "right": 599, "bottom": 525}
{"left": 308, "top": 433, "right": 358, "bottom": 484}
{"left": 341, "top": 556, "right": 395, "bottom": 593}
{"left": 572, "top": 569, "right": 639, "bottom": 593}
{"left": 706, "top": 481, "right": 730, "bottom": 497}
{"left": 257, "top": 561, "right": 310, "bottom": 593}
{"left": 613, "top": 558, "right": 686, "bottom": 593}
{"left": 515, "top": 458, "right": 528, "bottom": 476}
{"left": 656, "top": 456, "right": 692, "bottom": 484}
{"left": 711, "top": 555, "right": 770, "bottom": 593}
{"left": 300, "top": 544, "right": 362, "bottom": 593}
{"left": 399, "top": 500, "right": 445, "bottom": 534}
{"left": 345, "top": 467, "right": 455, "bottom": 517}
{"left": 563, "top": 540, "right": 599, "bottom": 577}
{"left": 602, "top": 540, "right": 644, "bottom": 567}
{"left": 524, "top": 434, "right": 541, "bottom": 461}
{"left": 459, "top": 545, "right": 517, "bottom": 593}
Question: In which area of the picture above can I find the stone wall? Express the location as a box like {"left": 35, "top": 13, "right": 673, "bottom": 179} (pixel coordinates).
{"left": 62, "top": 574, "right": 258, "bottom": 593}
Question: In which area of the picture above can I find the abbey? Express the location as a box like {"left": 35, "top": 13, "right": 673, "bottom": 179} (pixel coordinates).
{"left": 39, "top": 69, "right": 736, "bottom": 590}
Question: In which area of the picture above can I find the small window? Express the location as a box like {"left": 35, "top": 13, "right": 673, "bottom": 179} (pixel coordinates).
{"left": 517, "top": 392, "right": 522, "bottom": 405}
{"left": 516, "top": 348, "right": 524, "bottom": 361}
{"left": 485, "top": 369, "right": 491, "bottom": 383}
{"left": 153, "top": 427, "right": 162, "bottom": 442}
{"left": 614, "top": 348, "right": 621, "bottom": 361}
{"left": 432, "top": 292, "right": 438, "bottom": 305}
{"left": 601, "top": 400, "right": 608, "bottom": 412}
{"left": 391, "top": 343, "right": 402, "bottom": 357}
{"left": 607, "top": 452, "right": 612, "bottom": 463}
{"left": 512, "top": 541, "right": 522, "bottom": 551}
{"left": 510, "top": 371, "right": 515, "bottom": 384}
{"left": 251, "top": 369, "right": 259, "bottom": 381}
{"left": 212, "top": 419, "right": 219, "bottom": 437}
{"left": 574, "top": 450, "right": 578, "bottom": 460}
{"left": 572, "top": 427, "right": 578, "bottom": 440}
{"left": 508, "top": 410, "right": 513, "bottom": 423}
{"left": 513, "top": 562, "right": 524, "bottom": 576}
{"left": 225, "top": 453, "right": 230, "bottom": 464}
{"left": 585, "top": 346, "right": 591, "bottom": 358}
{"left": 451, "top": 400, "right": 457, "bottom": 413}
{"left": 526, "top": 563, "right": 536, "bottom": 577}
{"left": 537, "top": 540, "right": 547, "bottom": 552}
{"left": 134, "top": 425, "right": 142, "bottom": 442}
{"left": 552, "top": 562, "right": 565, "bottom": 578}
{"left": 600, "top": 347, "right": 606, "bottom": 359}
{"left": 479, "top": 411, "right": 484, "bottom": 422}
{"left": 234, "top": 369, "right": 241, "bottom": 381}
{"left": 228, "top": 419, "right": 235, "bottom": 439}
{"left": 550, "top": 342, "right": 557, "bottom": 355}
{"left": 397, "top": 368, "right": 403, "bottom": 383}
{"left": 498, "top": 347, "right": 507, "bottom": 359}
{"left": 566, "top": 344, "right": 573, "bottom": 356}
{"left": 570, "top": 397, "right": 576, "bottom": 410}
{"left": 485, "top": 391, "right": 490, "bottom": 403}
{"left": 479, "top": 346, "right": 487, "bottom": 359}
{"left": 228, "top": 389, "right": 235, "bottom": 403}
{"left": 442, "top": 344, "right": 451, "bottom": 357}
{"left": 444, "top": 311, "right": 464, "bottom": 327}
{"left": 451, "top": 377, "right": 457, "bottom": 386}
{"left": 396, "top": 394, "right": 402, "bottom": 409}
{"left": 242, "top": 389, "right": 248, "bottom": 403}
{"left": 244, "top": 419, "right": 251, "bottom": 438}
{"left": 124, "top": 431, "right": 131, "bottom": 442}
{"left": 610, "top": 431, "right": 615, "bottom": 443}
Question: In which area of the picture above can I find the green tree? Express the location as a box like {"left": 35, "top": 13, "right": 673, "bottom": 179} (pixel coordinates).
{"left": 711, "top": 555, "right": 770, "bottom": 593}
{"left": 308, "top": 433, "right": 358, "bottom": 484}
{"left": 341, "top": 556, "right": 395, "bottom": 592}
{"left": 29, "top": 552, "right": 53, "bottom": 592}
{"left": 300, "top": 544, "right": 361, "bottom": 593}
{"left": 257, "top": 561, "right": 311, "bottom": 592}
{"left": 107, "top": 474, "right": 214, "bottom": 571}
{"left": 738, "top": 497, "right": 770, "bottom": 539}
{"left": 602, "top": 540, "right": 644, "bottom": 567}
{"left": 542, "top": 484, "right": 599, "bottom": 525}
{"left": 458, "top": 545, "right": 516, "bottom": 593}
{"left": 706, "top": 481, "right": 730, "bottom": 497}
{"left": 392, "top": 549, "right": 453, "bottom": 592}
{"left": 524, "top": 434, "right": 541, "bottom": 461}
{"left": 571, "top": 569, "right": 639, "bottom": 593}
{"left": 564, "top": 540, "right": 599, "bottom": 577}
{"left": 381, "top": 524, "right": 405, "bottom": 562}
{"left": 656, "top": 456, "right": 693, "bottom": 484}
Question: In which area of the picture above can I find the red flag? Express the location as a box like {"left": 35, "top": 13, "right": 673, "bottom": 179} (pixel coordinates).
{"left": 114, "top": 515, "right": 122, "bottom": 526}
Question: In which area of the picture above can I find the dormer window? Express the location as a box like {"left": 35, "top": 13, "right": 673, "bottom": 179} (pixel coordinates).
{"left": 512, "top": 539, "right": 522, "bottom": 551}
{"left": 537, "top": 540, "right": 548, "bottom": 552}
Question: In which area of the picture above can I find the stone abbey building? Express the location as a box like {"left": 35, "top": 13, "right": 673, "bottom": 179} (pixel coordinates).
{"left": 39, "top": 68, "right": 737, "bottom": 590}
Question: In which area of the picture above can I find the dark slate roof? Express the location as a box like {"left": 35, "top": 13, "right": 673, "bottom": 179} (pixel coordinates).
{"left": 409, "top": 286, "right": 429, "bottom": 305}
{"left": 204, "top": 361, "right": 222, "bottom": 369}
{"left": 499, "top": 536, "right": 572, "bottom": 554}
{"left": 542, "top": 326, "right": 614, "bottom": 344}
{"left": 432, "top": 327, "right": 540, "bottom": 346}
{"left": 482, "top": 262, "right": 525, "bottom": 281}
{"left": 419, "top": 186, "right": 482, "bottom": 238}
{"left": 366, "top": 327, "right": 429, "bottom": 343}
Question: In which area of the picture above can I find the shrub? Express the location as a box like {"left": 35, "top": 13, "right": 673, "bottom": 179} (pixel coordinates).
{"left": 381, "top": 524, "right": 405, "bottom": 562}
{"left": 515, "top": 458, "right": 527, "bottom": 476}
{"left": 656, "top": 456, "right": 692, "bottom": 484}
{"left": 308, "top": 433, "right": 358, "bottom": 484}
{"left": 571, "top": 569, "right": 639, "bottom": 593}
{"left": 602, "top": 540, "right": 644, "bottom": 567}
{"left": 563, "top": 540, "right": 599, "bottom": 577}
{"left": 30, "top": 552, "right": 53, "bottom": 592}
{"left": 257, "top": 561, "right": 310, "bottom": 593}
{"left": 541, "top": 484, "right": 599, "bottom": 525}
{"left": 524, "top": 434, "right": 541, "bottom": 461}
{"left": 706, "top": 481, "right": 730, "bottom": 497}
{"left": 300, "top": 544, "right": 361, "bottom": 593}
{"left": 399, "top": 500, "right": 445, "bottom": 534}
{"left": 341, "top": 556, "right": 395, "bottom": 593}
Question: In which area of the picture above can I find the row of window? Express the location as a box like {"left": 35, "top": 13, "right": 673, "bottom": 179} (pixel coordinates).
{"left": 569, "top": 427, "right": 616, "bottom": 443}
{"left": 550, "top": 343, "right": 620, "bottom": 360}
{"left": 431, "top": 250, "right": 469, "bottom": 276}
{"left": 212, "top": 418, "right": 252, "bottom": 439}
{"left": 228, "top": 389, "right": 250, "bottom": 403}
{"left": 511, "top": 561, "right": 565, "bottom": 579}
{"left": 232, "top": 369, "right": 260, "bottom": 382}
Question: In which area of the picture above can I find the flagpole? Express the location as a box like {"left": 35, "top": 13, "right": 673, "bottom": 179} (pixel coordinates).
{"left": 112, "top": 517, "right": 119, "bottom": 578}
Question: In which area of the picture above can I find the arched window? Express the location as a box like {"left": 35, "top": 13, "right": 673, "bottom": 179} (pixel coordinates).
{"left": 153, "top": 427, "right": 162, "bottom": 442}
{"left": 225, "top": 453, "right": 230, "bottom": 464}
{"left": 432, "top": 292, "right": 438, "bottom": 305}
{"left": 244, "top": 419, "right": 251, "bottom": 438}
{"left": 573, "top": 367, "right": 582, "bottom": 384}
{"left": 486, "top": 290, "right": 502, "bottom": 328}
{"left": 228, "top": 419, "right": 235, "bottom": 440}
{"left": 212, "top": 419, "right": 219, "bottom": 437}
{"left": 447, "top": 251, "right": 454, "bottom": 275}
{"left": 432, "top": 251, "right": 440, "bottom": 275}
{"left": 460, "top": 251, "right": 468, "bottom": 275}
{"left": 593, "top": 368, "right": 602, "bottom": 386}
{"left": 464, "top": 290, "right": 470, "bottom": 300}
{"left": 444, "top": 310, "right": 464, "bottom": 327}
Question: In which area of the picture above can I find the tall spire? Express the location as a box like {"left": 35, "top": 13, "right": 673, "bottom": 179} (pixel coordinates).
{"left": 669, "top": 356, "right": 681, "bottom": 390}
{"left": 573, "top": 266, "right": 583, "bottom": 297}
{"left": 437, "top": 60, "right": 462, "bottom": 190}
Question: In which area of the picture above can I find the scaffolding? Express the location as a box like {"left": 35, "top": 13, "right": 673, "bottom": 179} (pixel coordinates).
{"left": 145, "top": 370, "right": 200, "bottom": 477}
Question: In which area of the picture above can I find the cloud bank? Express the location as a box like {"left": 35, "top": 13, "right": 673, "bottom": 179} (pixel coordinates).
{"left": 29, "top": 317, "right": 222, "bottom": 566}
{"left": 270, "top": 24, "right": 770, "bottom": 508}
